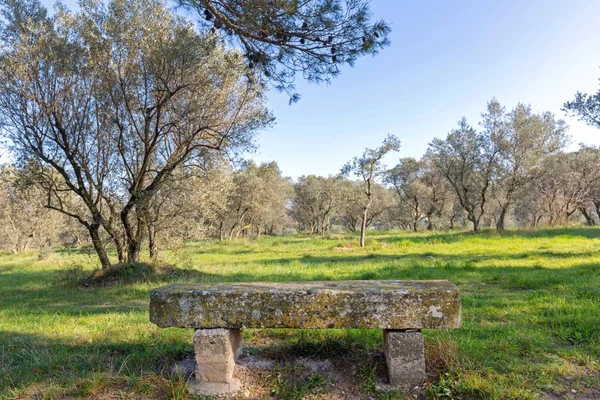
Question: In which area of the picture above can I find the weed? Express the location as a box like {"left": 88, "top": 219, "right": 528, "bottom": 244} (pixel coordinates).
{"left": 267, "top": 364, "right": 330, "bottom": 399}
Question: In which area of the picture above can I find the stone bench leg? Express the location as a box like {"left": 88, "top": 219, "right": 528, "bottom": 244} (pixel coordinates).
{"left": 193, "top": 328, "right": 242, "bottom": 395}
{"left": 383, "top": 329, "right": 426, "bottom": 387}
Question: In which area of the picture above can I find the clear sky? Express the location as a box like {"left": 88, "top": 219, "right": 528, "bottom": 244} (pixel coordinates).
{"left": 39, "top": 0, "right": 600, "bottom": 179}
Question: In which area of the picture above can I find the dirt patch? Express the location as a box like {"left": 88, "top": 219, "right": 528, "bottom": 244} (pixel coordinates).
{"left": 169, "top": 353, "right": 428, "bottom": 399}
{"left": 543, "top": 369, "right": 600, "bottom": 400}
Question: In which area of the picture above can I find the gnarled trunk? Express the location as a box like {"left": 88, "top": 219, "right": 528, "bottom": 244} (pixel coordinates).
{"left": 470, "top": 213, "right": 480, "bottom": 231}
{"left": 580, "top": 207, "right": 596, "bottom": 226}
{"left": 114, "top": 236, "right": 126, "bottom": 264}
{"left": 148, "top": 223, "right": 158, "bottom": 261}
{"left": 89, "top": 223, "right": 111, "bottom": 269}
{"left": 496, "top": 206, "right": 509, "bottom": 231}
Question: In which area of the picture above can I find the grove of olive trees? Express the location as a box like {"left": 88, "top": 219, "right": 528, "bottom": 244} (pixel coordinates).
{"left": 2, "top": 0, "right": 600, "bottom": 263}
{"left": 0, "top": 0, "right": 391, "bottom": 266}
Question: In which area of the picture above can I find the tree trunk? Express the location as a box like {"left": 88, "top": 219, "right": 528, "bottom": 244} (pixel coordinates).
{"left": 496, "top": 206, "right": 508, "bottom": 231}
{"left": 89, "top": 224, "right": 111, "bottom": 269}
{"left": 219, "top": 222, "right": 224, "bottom": 241}
{"left": 128, "top": 242, "right": 141, "bottom": 263}
{"left": 115, "top": 236, "right": 126, "bottom": 264}
{"left": 121, "top": 205, "right": 144, "bottom": 263}
{"left": 471, "top": 214, "right": 479, "bottom": 231}
{"left": 148, "top": 223, "right": 158, "bottom": 261}
{"left": 580, "top": 207, "right": 596, "bottom": 226}
{"left": 426, "top": 215, "right": 434, "bottom": 230}
{"left": 594, "top": 201, "right": 600, "bottom": 221}
{"left": 360, "top": 207, "right": 368, "bottom": 247}
{"left": 126, "top": 217, "right": 145, "bottom": 263}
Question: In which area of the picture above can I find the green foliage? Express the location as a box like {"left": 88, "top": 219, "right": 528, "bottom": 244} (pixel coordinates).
{"left": 0, "top": 0, "right": 273, "bottom": 268}
{"left": 564, "top": 88, "right": 600, "bottom": 130}
{"left": 178, "top": 0, "right": 391, "bottom": 101}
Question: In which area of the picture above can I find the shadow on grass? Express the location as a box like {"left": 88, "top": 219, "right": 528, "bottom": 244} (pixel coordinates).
{"left": 250, "top": 249, "right": 600, "bottom": 270}
{"left": 372, "top": 226, "right": 600, "bottom": 244}
{"left": 0, "top": 329, "right": 190, "bottom": 394}
{"left": 2, "top": 258, "right": 600, "bottom": 320}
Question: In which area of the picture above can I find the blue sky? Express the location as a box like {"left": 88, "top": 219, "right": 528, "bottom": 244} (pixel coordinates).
{"left": 40, "top": 0, "right": 600, "bottom": 179}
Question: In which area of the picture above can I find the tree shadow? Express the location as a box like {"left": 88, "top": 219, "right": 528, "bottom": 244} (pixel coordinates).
{"left": 0, "top": 330, "right": 189, "bottom": 394}
{"left": 373, "top": 226, "right": 600, "bottom": 244}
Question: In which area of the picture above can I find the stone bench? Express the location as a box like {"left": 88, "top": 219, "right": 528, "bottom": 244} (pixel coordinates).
{"left": 150, "top": 280, "right": 461, "bottom": 395}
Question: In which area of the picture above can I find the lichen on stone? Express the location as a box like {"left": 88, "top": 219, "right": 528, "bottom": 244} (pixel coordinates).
{"left": 149, "top": 280, "right": 462, "bottom": 330}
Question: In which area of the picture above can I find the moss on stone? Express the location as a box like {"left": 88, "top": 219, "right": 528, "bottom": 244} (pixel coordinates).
{"left": 149, "top": 280, "right": 462, "bottom": 330}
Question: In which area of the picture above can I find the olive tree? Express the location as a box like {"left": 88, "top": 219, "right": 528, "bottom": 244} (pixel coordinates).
{"left": 341, "top": 135, "right": 400, "bottom": 246}
{"left": 530, "top": 150, "right": 600, "bottom": 226}
{"left": 336, "top": 180, "right": 395, "bottom": 233}
{"left": 385, "top": 157, "right": 449, "bottom": 232}
{"left": 291, "top": 175, "right": 343, "bottom": 234}
{"left": 492, "top": 102, "right": 568, "bottom": 230}
{"left": 0, "top": 0, "right": 272, "bottom": 268}
{"left": 428, "top": 102, "right": 503, "bottom": 231}
{"left": 0, "top": 164, "right": 75, "bottom": 253}
{"left": 219, "top": 161, "right": 291, "bottom": 240}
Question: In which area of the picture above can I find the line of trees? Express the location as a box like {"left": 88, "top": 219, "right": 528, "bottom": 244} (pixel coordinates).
{"left": 3, "top": 0, "right": 600, "bottom": 266}
{"left": 5, "top": 96, "right": 600, "bottom": 259}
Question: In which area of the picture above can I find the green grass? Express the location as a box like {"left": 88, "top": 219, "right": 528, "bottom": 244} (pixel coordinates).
{"left": 1, "top": 227, "right": 600, "bottom": 399}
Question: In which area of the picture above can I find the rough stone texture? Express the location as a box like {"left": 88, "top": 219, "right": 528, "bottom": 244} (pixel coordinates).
{"left": 150, "top": 280, "right": 461, "bottom": 330}
{"left": 190, "top": 380, "right": 242, "bottom": 396}
{"left": 169, "top": 357, "right": 195, "bottom": 379}
{"left": 194, "top": 328, "right": 241, "bottom": 383}
{"left": 384, "top": 329, "right": 426, "bottom": 387}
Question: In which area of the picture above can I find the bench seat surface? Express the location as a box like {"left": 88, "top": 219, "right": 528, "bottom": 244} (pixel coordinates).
{"left": 150, "top": 280, "right": 461, "bottom": 330}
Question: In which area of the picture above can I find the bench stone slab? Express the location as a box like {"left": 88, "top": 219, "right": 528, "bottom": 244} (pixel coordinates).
{"left": 150, "top": 280, "right": 461, "bottom": 330}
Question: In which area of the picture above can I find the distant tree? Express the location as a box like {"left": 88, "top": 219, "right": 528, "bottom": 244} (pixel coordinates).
{"left": 251, "top": 162, "right": 293, "bottom": 236}
{"left": 492, "top": 102, "right": 568, "bottom": 230}
{"left": 419, "top": 156, "right": 452, "bottom": 230}
{"left": 519, "top": 149, "right": 600, "bottom": 226}
{"left": 0, "top": 166, "right": 55, "bottom": 253}
{"left": 221, "top": 161, "right": 291, "bottom": 239}
{"left": 564, "top": 78, "right": 600, "bottom": 225}
{"left": 336, "top": 180, "right": 395, "bottom": 233}
{"left": 448, "top": 197, "right": 467, "bottom": 229}
{"left": 291, "top": 175, "right": 343, "bottom": 234}
{"left": 341, "top": 135, "right": 400, "bottom": 246}
{"left": 178, "top": 0, "right": 390, "bottom": 101}
{"left": 385, "top": 158, "right": 422, "bottom": 231}
{"left": 428, "top": 112, "right": 501, "bottom": 231}
{"left": 0, "top": 164, "right": 87, "bottom": 254}
{"left": 385, "top": 157, "right": 449, "bottom": 231}
{"left": 580, "top": 147, "right": 600, "bottom": 223}
{"left": 0, "top": 0, "right": 271, "bottom": 268}
{"left": 191, "top": 165, "right": 236, "bottom": 241}
{"left": 143, "top": 162, "right": 231, "bottom": 260}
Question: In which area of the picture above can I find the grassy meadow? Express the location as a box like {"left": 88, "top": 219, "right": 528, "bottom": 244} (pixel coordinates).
{"left": 1, "top": 228, "right": 600, "bottom": 399}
